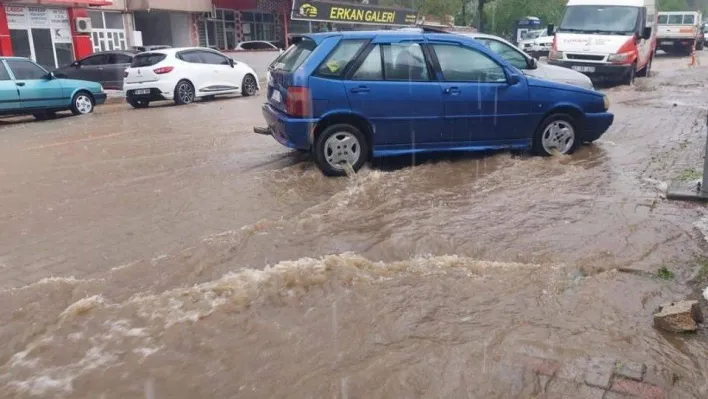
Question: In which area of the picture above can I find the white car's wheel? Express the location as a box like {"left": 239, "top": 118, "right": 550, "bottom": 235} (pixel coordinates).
{"left": 241, "top": 74, "right": 257, "bottom": 96}
{"left": 174, "top": 80, "right": 195, "bottom": 105}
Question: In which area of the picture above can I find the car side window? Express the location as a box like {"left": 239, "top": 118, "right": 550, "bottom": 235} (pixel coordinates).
{"left": 316, "top": 39, "right": 366, "bottom": 78}
{"left": 382, "top": 43, "right": 430, "bottom": 81}
{"left": 111, "top": 54, "right": 132, "bottom": 64}
{"left": 254, "top": 42, "right": 273, "bottom": 50}
{"left": 668, "top": 15, "right": 682, "bottom": 24}
{"left": 431, "top": 44, "right": 506, "bottom": 83}
{"left": 179, "top": 51, "right": 203, "bottom": 64}
{"left": 684, "top": 14, "right": 695, "bottom": 24}
{"left": 6, "top": 60, "right": 47, "bottom": 80}
{"left": 351, "top": 45, "right": 383, "bottom": 81}
{"left": 240, "top": 42, "right": 256, "bottom": 50}
{"left": 200, "top": 51, "right": 230, "bottom": 65}
{"left": 82, "top": 55, "right": 107, "bottom": 66}
{"left": 485, "top": 39, "right": 528, "bottom": 70}
{"left": 0, "top": 63, "right": 10, "bottom": 81}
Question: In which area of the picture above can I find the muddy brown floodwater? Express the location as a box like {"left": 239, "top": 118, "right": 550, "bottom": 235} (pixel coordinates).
{"left": 1, "top": 55, "right": 708, "bottom": 398}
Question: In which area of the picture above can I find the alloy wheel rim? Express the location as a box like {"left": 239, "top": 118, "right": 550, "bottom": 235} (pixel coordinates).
{"left": 76, "top": 95, "right": 92, "bottom": 114}
{"left": 179, "top": 83, "right": 194, "bottom": 103}
{"left": 244, "top": 76, "right": 256, "bottom": 95}
{"left": 541, "top": 120, "right": 575, "bottom": 154}
{"left": 324, "top": 132, "right": 361, "bottom": 170}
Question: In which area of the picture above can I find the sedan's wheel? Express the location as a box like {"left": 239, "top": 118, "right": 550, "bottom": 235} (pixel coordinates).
{"left": 70, "top": 92, "right": 94, "bottom": 115}
{"left": 128, "top": 98, "right": 150, "bottom": 109}
{"left": 314, "top": 123, "right": 369, "bottom": 177}
{"left": 174, "top": 80, "right": 195, "bottom": 105}
{"left": 241, "top": 74, "right": 257, "bottom": 96}
{"left": 533, "top": 113, "right": 578, "bottom": 156}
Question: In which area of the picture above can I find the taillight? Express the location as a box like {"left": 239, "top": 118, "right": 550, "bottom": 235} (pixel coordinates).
{"left": 153, "top": 66, "right": 174, "bottom": 74}
{"left": 286, "top": 87, "right": 310, "bottom": 117}
{"left": 124, "top": 70, "right": 128, "bottom": 78}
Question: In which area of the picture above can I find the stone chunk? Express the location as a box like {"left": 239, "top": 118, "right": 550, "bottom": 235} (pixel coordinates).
{"left": 653, "top": 300, "right": 703, "bottom": 333}
{"left": 615, "top": 361, "right": 646, "bottom": 381}
{"left": 611, "top": 377, "right": 665, "bottom": 399}
{"left": 584, "top": 357, "right": 615, "bottom": 389}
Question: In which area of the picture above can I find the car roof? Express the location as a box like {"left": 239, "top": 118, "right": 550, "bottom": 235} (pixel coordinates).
{"left": 134, "top": 47, "right": 225, "bottom": 56}
{"left": 0, "top": 56, "right": 34, "bottom": 61}
{"left": 86, "top": 50, "right": 136, "bottom": 56}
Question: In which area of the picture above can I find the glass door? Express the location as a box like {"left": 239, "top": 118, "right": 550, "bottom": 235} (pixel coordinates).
{"left": 31, "top": 28, "right": 55, "bottom": 69}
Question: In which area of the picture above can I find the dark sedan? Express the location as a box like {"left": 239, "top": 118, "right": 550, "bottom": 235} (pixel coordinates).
{"left": 54, "top": 51, "right": 135, "bottom": 90}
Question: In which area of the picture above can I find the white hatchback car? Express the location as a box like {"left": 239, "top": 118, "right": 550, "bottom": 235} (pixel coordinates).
{"left": 458, "top": 33, "right": 594, "bottom": 90}
{"left": 123, "top": 47, "right": 260, "bottom": 108}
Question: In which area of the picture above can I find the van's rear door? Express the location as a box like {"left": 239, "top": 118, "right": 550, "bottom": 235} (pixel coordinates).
{"left": 266, "top": 37, "right": 317, "bottom": 113}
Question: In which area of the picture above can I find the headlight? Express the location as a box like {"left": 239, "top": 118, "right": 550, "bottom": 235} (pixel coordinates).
{"left": 607, "top": 53, "right": 632, "bottom": 63}
{"left": 603, "top": 95, "right": 610, "bottom": 110}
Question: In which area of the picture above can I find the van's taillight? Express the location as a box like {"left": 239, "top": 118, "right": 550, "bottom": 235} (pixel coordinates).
{"left": 286, "top": 87, "right": 310, "bottom": 117}
{"left": 124, "top": 71, "right": 129, "bottom": 78}
{"left": 153, "top": 66, "right": 174, "bottom": 74}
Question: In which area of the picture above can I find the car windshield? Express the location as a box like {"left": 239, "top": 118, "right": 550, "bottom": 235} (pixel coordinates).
{"left": 522, "top": 30, "right": 542, "bottom": 40}
{"left": 559, "top": 5, "right": 639, "bottom": 34}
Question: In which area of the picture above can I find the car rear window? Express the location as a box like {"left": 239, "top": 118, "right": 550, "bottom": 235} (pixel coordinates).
{"left": 270, "top": 38, "right": 316, "bottom": 72}
{"left": 131, "top": 53, "right": 167, "bottom": 67}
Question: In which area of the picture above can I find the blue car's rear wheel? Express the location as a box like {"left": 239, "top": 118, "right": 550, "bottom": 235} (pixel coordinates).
{"left": 314, "top": 123, "right": 368, "bottom": 176}
{"left": 533, "top": 113, "right": 579, "bottom": 156}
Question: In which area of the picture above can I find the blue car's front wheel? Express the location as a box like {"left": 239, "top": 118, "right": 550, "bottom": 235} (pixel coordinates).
{"left": 533, "top": 113, "right": 579, "bottom": 156}
{"left": 70, "top": 92, "right": 94, "bottom": 116}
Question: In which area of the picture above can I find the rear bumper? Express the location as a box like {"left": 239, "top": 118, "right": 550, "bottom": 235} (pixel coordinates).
{"left": 94, "top": 93, "right": 107, "bottom": 105}
{"left": 124, "top": 79, "right": 178, "bottom": 101}
{"left": 548, "top": 60, "right": 632, "bottom": 80}
{"left": 583, "top": 112, "right": 614, "bottom": 142}
{"left": 256, "top": 103, "right": 317, "bottom": 150}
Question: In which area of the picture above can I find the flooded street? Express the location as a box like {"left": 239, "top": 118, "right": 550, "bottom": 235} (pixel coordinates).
{"left": 1, "top": 55, "right": 708, "bottom": 398}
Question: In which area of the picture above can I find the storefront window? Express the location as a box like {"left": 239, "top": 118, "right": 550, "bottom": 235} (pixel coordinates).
{"left": 6, "top": 6, "right": 74, "bottom": 68}
{"left": 241, "top": 11, "right": 277, "bottom": 42}
{"left": 88, "top": 11, "right": 127, "bottom": 52}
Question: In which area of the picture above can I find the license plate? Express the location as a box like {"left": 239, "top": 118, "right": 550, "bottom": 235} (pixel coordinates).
{"left": 660, "top": 41, "right": 673, "bottom": 45}
{"left": 134, "top": 89, "right": 150, "bottom": 95}
{"left": 572, "top": 66, "right": 596, "bottom": 73}
{"left": 271, "top": 90, "right": 282, "bottom": 102}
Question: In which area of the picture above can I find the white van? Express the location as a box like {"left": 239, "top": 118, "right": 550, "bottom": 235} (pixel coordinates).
{"left": 548, "top": 0, "right": 656, "bottom": 85}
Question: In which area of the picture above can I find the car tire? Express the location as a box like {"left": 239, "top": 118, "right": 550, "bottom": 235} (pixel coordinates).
{"left": 532, "top": 113, "right": 579, "bottom": 156}
{"left": 622, "top": 63, "right": 636, "bottom": 86}
{"left": 241, "top": 74, "right": 257, "bottom": 96}
{"left": 174, "top": 80, "right": 195, "bottom": 105}
{"left": 637, "top": 56, "right": 652, "bottom": 78}
{"left": 128, "top": 98, "right": 150, "bottom": 109}
{"left": 70, "top": 91, "right": 94, "bottom": 115}
{"left": 314, "top": 123, "right": 369, "bottom": 177}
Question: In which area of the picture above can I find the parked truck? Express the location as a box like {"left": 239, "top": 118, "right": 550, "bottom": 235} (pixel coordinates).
{"left": 657, "top": 11, "right": 703, "bottom": 54}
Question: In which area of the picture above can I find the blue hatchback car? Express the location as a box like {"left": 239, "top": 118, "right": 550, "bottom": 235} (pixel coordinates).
{"left": 254, "top": 30, "right": 613, "bottom": 176}
{"left": 0, "top": 57, "right": 106, "bottom": 120}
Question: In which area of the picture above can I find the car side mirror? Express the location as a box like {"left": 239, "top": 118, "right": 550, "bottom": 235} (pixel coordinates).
{"left": 642, "top": 27, "right": 652, "bottom": 40}
{"left": 527, "top": 57, "right": 538, "bottom": 69}
{"left": 228, "top": 57, "right": 235, "bottom": 68}
{"left": 508, "top": 72, "right": 521, "bottom": 85}
{"left": 71, "top": 61, "right": 80, "bottom": 68}
{"left": 44, "top": 71, "right": 55, "bottom": 80}
{"left": 547, "top": 24, "right": 555, "bottom": 36}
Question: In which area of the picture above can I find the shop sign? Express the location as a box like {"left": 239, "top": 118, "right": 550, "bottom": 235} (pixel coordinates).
{"left": 5, "top": 6, "right": 70, "bottom": 29}
{"left": 291, "top": 0, "right": 417, "bottom": 26}
{"left": 6, "top": 6, "right": 27, "bottom": 29}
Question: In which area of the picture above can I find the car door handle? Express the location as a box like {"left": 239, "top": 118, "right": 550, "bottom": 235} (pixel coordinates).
{"left": 444, "top": 87, "right": 460, "bottom": 95}
{"left": 16, "top": 82, "right": 25, "bottom": 87}
{"left": 349, "top": 86, "right": 370, "bottom": 93}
